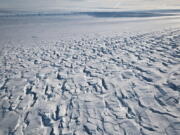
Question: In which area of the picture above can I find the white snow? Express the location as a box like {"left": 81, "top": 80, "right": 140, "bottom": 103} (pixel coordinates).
{"left": 0, "top": 6, "right": 180, "bottom": 135}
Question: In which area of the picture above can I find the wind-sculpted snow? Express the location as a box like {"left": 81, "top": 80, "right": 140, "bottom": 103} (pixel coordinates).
{"left": 0, "top": 29, "right": 180, "bottom": 135}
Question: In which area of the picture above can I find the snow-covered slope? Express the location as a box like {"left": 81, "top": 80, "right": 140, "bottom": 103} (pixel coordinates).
{"left": 0, "top": 2, "right": 180, "bottom": 134}
{"left": 0, "top": 26, "right": 180, "bottom": 135}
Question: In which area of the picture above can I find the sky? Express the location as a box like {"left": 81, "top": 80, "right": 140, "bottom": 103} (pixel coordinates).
{"left": 0, "top": 0, "right": 180, "bottom": 12}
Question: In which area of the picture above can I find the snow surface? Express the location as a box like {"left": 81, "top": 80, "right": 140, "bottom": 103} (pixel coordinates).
{"left": 0, "top": 8, "right": 180, "bottom": 135}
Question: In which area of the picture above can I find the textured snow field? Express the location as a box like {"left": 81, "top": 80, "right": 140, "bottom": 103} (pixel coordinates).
{"left": 0, "top": 14, "right": 180, "bottom": 135}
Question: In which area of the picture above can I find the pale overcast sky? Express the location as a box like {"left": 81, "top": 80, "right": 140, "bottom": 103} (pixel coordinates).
{"left": 0, "top": 0, "right": 180, "bottom": 11}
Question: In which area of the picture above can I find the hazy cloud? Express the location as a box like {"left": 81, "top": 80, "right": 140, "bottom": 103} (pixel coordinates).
{"left": 0, "top": 0, "right": 179, "bottom": 11}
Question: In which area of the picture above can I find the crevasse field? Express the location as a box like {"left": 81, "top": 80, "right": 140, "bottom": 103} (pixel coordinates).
{"left": 0, "top": 0, "right": 180, "bottom": 135}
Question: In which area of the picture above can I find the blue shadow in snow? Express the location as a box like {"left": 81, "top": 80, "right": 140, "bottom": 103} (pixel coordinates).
{"left": 0, "top": 9, "right": 180, "bottom": 18}
{"left": 79, "top": 11, "right": 174, "bottom": 18}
